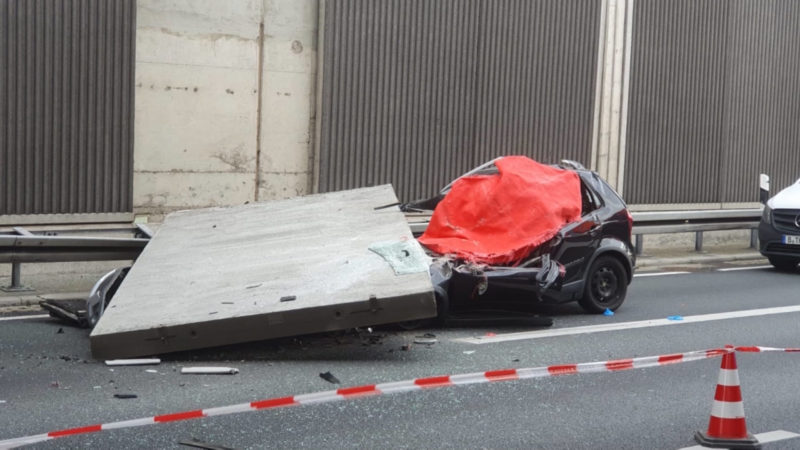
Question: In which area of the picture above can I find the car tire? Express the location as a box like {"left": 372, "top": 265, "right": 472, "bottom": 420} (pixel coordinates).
{"left": 579, "top": 256, "right": 628, "bottom": 314}
{"left": 768, "top": 256, "right": 799, "bottom": 272}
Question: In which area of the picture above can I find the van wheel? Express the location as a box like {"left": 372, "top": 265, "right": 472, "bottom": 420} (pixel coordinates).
{"left": 579, "top": 256, "right": 628, "bottom": 313}
{"left": 768, "top": 256, "right": 798, "bottom": 272}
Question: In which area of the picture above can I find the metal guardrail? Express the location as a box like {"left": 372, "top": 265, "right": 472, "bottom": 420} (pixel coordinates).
{"left": 0, "top": 224, "right": 152, "bottom": 292}
{"left": 406, "top": 208, "right": 763, "bottom": 255}
{"left": 2, "top": 209, "right": 763, "bottom": 292}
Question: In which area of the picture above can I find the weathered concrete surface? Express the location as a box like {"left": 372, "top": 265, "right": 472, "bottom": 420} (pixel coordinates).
{"left": 133, "top": 0, "right": 318, "bottom": 215}
{"left": 258, "top": 0, "right": 318, "bottom": 201}
{"left": 90, "top": 185, "right": 436, "bottom": 359}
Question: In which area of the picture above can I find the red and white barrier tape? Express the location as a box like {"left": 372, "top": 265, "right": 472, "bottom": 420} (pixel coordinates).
{"left": 0, "top": 346, "right": 795, "bottom": 449}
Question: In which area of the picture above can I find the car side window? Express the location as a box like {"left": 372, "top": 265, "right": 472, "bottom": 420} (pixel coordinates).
{"left": 581, "top": 181, "right": 601, "bottom": 216}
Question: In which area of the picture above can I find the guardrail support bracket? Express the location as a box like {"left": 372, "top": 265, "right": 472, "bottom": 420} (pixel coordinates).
{"left": 2, "top": 263, "right": 35, "bottom": 293}
{"left": 695, "top": 231, "right": 704, "bottom": 252}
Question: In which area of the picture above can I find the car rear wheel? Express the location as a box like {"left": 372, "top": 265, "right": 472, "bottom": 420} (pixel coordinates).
{"left": 768, "top": 256, "right": 799, "bottom": 272}
{"left": 579, "top": 256, "right": 628, "bottom": 313}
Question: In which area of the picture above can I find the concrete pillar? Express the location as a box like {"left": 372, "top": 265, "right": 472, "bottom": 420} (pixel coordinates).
{"left": 591, "top": 0, "right": 633, "bottom": 194}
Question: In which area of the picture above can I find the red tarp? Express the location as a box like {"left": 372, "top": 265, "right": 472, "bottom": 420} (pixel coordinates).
{"left": 418, "top": 156, "right": 582, "bottom": 265}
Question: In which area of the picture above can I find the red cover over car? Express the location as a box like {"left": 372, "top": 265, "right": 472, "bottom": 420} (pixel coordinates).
{"left": 418, "top": 156, "right": 582, "bottom": 265}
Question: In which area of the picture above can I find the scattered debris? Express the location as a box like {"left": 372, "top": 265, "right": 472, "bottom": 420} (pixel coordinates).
{"left": 178, "top": 438, "right": 235, "bottom": 450}
{"left": 401, "top": 344, "right": 411, "bottom": 351}
{"left": 145, "top": 369, "right": 158, "bottom": 374}
{"left": 93, "top": 386, "right": 102, "bottom": 390}
{"left": 667, "top": 315, "right": 684, "bottom": 321}
{"left": 512, "top": 358, "right": 520, "bottom": 362}
{"left": 105, "top": 358, "right": 161, "bottom": 366}
{"left": 603, "top": 308, "right": 614, "bottom": 316}
{"left": 56, "top": 328, "right": 64, "bottom": 334}
{"left": 413, "top": 333, "right": 437, "bottom": 345}
{"left": 245, "top": 283, "right": 262, "bottom": 289}
{"left": 181, "top": 367, "right": 239, "bottom": 375}
{"left": 113, "top": 393, "right": 138, "bottom": 399}
{"left": 59, "top": 356, "right": 72, "bottom": 362}
{"left": 319, "top": 371, "right": 340, "bottom": 384}
{"left": 485, "top": 332, "right": 497, "bottom": 337}
{"left": 279, "top": 296, "right": 296, "bottom": 302}
{"left": 463, "top": 351, "right": 475, "bottom": 355}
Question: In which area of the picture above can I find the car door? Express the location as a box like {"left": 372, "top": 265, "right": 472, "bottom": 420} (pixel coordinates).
{"left": 551, "top": 177, "right": 604, "bottom": 284}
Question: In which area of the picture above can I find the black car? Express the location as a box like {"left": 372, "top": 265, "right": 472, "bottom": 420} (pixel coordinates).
{"left": 404, "top": 159, "right": 635, "bottom": 316}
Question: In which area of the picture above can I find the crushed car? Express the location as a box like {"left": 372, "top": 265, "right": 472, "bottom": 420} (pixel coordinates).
{"left": 404, "top": 156, "right": 636, "bottom": 316}
{"left": 41, "top": 156, "right": 635, "bottom": 357}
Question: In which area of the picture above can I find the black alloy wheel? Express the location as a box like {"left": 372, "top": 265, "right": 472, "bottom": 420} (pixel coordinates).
{"left": 579, "top": 256, "right": 628, "bottom": 313}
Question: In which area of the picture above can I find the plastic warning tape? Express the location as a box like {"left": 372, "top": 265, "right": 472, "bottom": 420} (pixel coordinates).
{"left": 0, "top": 345, "right": 794, "bottom": 449}
{"left": 734, "top": 345, "right": 800, "bottom": 353}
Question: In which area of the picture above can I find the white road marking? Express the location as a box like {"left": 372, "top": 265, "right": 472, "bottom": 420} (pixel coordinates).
{"left": 679, "top": 429, "right": 800, "bottom": 449}
{"left": 455, "top": 305, "right": 800, "bottom": 344}
{"left": 634, "top": 271, "right": 690, "bottom": 278}
{"left": 0, "top": 314, "right": 50, "bottom": 322}
{"left": 717, "top": 265, "right": 773, "bottom": 272}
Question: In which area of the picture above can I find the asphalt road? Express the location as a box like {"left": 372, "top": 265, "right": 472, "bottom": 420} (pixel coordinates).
{"left": 1, "top": 262, "right": 799, "bottom": 449}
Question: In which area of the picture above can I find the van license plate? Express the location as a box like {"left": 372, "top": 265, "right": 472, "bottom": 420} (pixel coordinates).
{"left": 783, "top": 235, "right": 800, "bottom": 245}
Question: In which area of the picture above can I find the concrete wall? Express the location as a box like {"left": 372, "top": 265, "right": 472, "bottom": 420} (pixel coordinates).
{"left": 133, "top": 0, "right": 317, "bottom": 217}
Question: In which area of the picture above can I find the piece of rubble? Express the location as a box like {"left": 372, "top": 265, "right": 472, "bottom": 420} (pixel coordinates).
{"left": 105, "top": 358, "right": 161, "bottom": 366}
{"left": 319, "top": 371, "right": 340, "bottom": 384}
{"left": 181, "top": 367, "right": 239, "bottom": 375}
{"left": 114, "top": 393, "right": 137, "bottom": 399}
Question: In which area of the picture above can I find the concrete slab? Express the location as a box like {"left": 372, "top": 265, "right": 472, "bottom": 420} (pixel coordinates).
{"left": 90, "top": 185, "right": 436, "bottom": 359}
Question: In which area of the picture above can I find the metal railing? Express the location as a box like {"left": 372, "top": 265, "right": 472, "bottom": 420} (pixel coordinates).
{"left": 406, "top": 208, "right": 763, "bottom": 255}
{"left": 1, "top": 209, "right": 763, "bottom": 292}
{"left": 0, "top": 224, "right": 152, "bottom": 292}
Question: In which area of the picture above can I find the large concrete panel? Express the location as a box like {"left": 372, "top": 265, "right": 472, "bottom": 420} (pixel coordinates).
{"left": 90, "top": 185, "right": 436, "bottom": 359}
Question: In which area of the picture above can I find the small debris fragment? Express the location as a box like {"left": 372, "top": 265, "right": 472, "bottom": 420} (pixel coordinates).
{"left": 512, "top": 358, "right": 520, "bottom": 362}
{"left": 56, "top": 328, "right": 64, "bottom": 334}
{"left": 145, "top": 369, "right": 158, "bottom": 374}
{"left": 93, "top": 386, "right": 102, "bottom": 390}
{"left": 604, "top": 308, "right": 614, "bottom": 316}
{"left": 221, "top": 302, "right": 234, "bottom": 305}
{"left": 401, "top": 344, "right": 411, "bottom": 351}
{"left": 59, "top": 356, "right": 72, "bottom": 362}
{"left": 279, "top": 295, "right": 296, "bottom": 302}
{"left": 181, "top": 367, "right": 239, "bottom": 375}
{"left": 463, "top": 351, "right": 476, "bottom": 355}
{"left": 105, "top": 358, "right": 161, "bottom": 366}
{"left": 413, "top": 337, "right": 437, "bottom": 345}
{"left": 178, "top": 438, "right": 235, "bottom": 450}
{"left": 319, "top": 371, "right": 340, "bottom": 384}
{"left": 667, "top": 315, "right": 683, "bottom": 321}
{"left": 245, "top": 283, "right": 262, "bottom": 289}
{"left": 50, "top": 381, "right": 60, "bottom": 388}
{"left": 485, "top": 332, "right": 497, "bottom": 337}
{"left": 114, "top": 393, "right": 138, "bottom": 399}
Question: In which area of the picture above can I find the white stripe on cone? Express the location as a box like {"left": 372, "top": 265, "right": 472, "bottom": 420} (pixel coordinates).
{"left": 710, "top": 399, "right": 746, "bottom": 419}
{"left": 716, "top": 368, "right": 741, "bottom": 386}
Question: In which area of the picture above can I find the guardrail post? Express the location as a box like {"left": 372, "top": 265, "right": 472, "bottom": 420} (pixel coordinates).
{"left": 750, "top": 229, "right": 758, "bottom": 249}
{"left": 2, "top": 263, "right": 34, "bottom": 292}
{"left": 695, "top": 231, "right": 703, "bottom": 252}
{"left": 635, "top": 234, "right": 643, "bottom": 255}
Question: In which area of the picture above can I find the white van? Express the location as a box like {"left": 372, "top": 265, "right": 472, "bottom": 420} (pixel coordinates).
{"left": 758, "top": 177, "right": 800, "bottom": 271}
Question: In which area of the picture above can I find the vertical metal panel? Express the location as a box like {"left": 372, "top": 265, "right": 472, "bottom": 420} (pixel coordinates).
{"left": 625, "top": 0, "right": 800, "bottom": 205}
{"left": 0, "top": 0, "right": 135, "bottom": 216}
{"left": 319, "top": 0, "right": 602, "bottom": 201}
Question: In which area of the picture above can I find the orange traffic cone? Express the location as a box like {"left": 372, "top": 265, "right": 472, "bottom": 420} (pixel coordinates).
{"left": 694, "top": 348, "right": 761, "bottom": 449}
